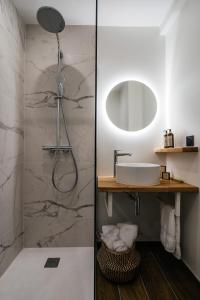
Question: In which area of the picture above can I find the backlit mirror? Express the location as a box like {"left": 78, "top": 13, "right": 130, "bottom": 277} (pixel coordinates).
{"left": 106, "top": 80, "right": 157, "bottom": 131}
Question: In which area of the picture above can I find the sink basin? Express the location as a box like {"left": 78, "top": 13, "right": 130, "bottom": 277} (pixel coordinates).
{"left": 116, "top": 163, "right": 160, "bottom": 186}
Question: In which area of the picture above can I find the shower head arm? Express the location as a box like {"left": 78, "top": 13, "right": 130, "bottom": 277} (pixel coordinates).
{"left": 56, "top": 33, "right": 62, "bottom": 64}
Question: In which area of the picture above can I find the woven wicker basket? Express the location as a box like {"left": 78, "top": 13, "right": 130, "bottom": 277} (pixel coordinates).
{"left": 97, "top": 242, "right": 141, "bottom": 283}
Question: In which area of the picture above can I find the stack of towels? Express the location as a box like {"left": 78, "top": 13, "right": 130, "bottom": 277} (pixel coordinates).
{"left": 101, "top": 223, "right": 138, "bottom": 252}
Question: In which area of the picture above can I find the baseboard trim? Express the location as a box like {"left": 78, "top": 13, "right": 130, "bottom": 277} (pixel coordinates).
{"left": 182, "top": 258, "right": 200, "bottom": 283}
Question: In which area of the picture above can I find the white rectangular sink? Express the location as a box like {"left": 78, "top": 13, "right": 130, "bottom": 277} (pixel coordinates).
{"left": 116, "top": 163, "right": 160, "bottom": 186}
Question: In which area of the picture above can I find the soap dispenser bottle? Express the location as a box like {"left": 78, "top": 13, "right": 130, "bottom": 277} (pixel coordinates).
{"left": 164, "top": 130, "right": 168, "bottom": 148}
{"left": 167, "top": 129, "right": 174, "bottom": 148}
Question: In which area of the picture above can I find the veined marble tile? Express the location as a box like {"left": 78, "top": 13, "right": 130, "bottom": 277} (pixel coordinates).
{"left": 0, "top": 161, "right": 23, "bottom": 236}
{"left": 0, "top": 0, "right": 25, "bottom": 276}
{"left": 24, "top": 25, "right": 95, "bottom": 247}
{"left": 0, "top": 0, "right": 25, "bottom": 48}
{"left": 23, "top": 160, "right": 94, "bottom": 247}
{"left": 0, "top": 225, "right": 23, "bottom": 277}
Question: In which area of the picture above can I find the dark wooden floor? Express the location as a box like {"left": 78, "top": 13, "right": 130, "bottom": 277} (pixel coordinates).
{"left": 96, "top": 243, "right": 200, "bottom": 300}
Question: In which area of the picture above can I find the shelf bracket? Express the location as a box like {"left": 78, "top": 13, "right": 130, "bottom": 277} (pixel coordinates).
{"left": 104, "top": 192, "right": 113, "bottom": 217}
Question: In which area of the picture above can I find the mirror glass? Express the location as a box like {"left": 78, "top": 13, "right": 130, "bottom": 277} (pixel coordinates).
{"left": 106, "top": 81, "right": 157, "bottom": 131}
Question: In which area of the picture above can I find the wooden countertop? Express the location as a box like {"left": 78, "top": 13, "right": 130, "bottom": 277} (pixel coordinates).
{"left": 98, "top": 176, "right": 199, "bottom": 193}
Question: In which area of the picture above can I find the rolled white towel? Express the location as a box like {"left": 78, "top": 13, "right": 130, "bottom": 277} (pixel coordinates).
{"left": 101, "top": 233, "right": 118, "bottom": 250}
{"left": 102, "top": 225, "right": 118, "bottom": 235}
{"left": 101, "top": 227, "right": 120, "bottom": 250}
{"left": 117, "top": 223, "right": 138, "bottom": 248}
{"left": 113, "top": 240, "right": 128, "bottom": 252}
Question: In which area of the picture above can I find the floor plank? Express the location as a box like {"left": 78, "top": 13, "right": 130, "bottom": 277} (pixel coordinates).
{"left": 153, "top": 246, "right": 200, "bottom": 300}
{"left": 96, "top": 243, "right": 200, "bottom": 300}
{"left": 96, "top": 266, "right": 120, "bottom": 300}
{"left": 138, "top": 252, "right": 178, "bottom": 300}
{"left": 119, "top": 275, "right": 149, "bottom": 300}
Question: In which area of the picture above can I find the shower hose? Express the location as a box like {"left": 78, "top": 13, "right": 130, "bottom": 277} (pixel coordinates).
{"left": 51, "top": 98, "right": 78, "bottom": 193}
{"left": 51, "top": 35, "right": 78, "bottom": 193}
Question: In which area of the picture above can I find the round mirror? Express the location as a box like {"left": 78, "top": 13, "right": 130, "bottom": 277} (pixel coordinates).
{"left": 106, "top": 81, "right": 157, "bottom": 132}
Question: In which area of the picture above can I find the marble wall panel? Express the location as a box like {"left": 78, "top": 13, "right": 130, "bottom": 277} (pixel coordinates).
{"left": 0, "top": 0, "right": 25, "bottom": 276}
{"left": 24, "top": 25, "right": 95, "bottom": 247}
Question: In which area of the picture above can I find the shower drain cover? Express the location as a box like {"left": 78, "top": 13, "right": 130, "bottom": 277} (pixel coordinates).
{"left": 44, "top": 258, "right": 60, "bottom": 268}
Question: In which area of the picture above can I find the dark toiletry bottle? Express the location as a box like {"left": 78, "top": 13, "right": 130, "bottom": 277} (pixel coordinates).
{"left": 186, "top": 135, "right": 194, "bottom": 147}
{"left": 167, "top": 129, "right": 174, "bottom": 148}
{"left": 164, "top": 130, "right": 168, "bottom": 148}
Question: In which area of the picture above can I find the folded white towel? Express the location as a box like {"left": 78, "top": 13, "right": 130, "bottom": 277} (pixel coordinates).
{"left": 117, "top": 223, "right": 138, "bottom": 248}
{"left": 113, "top": 240, "right": 128, "bottom": 252}
{"left": 160, "top": 203, "right": 176, "bottom": 253}
{"left": 174, "top": 215, "right": 181, "bottom": 259}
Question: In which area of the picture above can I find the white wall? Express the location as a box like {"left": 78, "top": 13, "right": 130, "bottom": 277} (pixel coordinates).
{"left": 97, "top": 27, "right": 166, "bottom": 240}
{"left": 166, "top": 0, "right": 200, "bottom": 280}
{"left": 97, "top": 27, "right": 165, "bottom": 175}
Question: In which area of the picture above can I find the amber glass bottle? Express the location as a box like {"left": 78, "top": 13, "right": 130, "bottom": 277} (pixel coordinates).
{"left": 167, "top": 129, "right": 174, "bottom": 148}
{"left": 164, "top": 130, "right": 168, "bottom": 148}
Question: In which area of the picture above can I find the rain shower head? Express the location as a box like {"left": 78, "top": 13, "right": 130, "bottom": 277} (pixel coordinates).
{"left": 37, "top": 6, "right": 65, "bottom": 33}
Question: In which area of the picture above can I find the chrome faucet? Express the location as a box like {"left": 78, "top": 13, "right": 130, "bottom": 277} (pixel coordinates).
{"left": 113, "top": 150, "right": 132, "bottom": 177}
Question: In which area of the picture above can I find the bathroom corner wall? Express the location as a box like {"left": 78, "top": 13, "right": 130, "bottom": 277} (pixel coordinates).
{"left": 97, "top": 27, "right": 165, "bottom": 240}
{"left": 24, "top": 25, "right": 95, "bottom": 247}
{"left": 165, "top": 0, "right": 200, "bottom": 280}
{"left": 0, "top": 0, "right": 25, "bottom": 276}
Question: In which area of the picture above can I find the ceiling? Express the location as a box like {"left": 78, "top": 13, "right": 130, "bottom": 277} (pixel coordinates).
{"left": 11, "top": 0, "right": 96, "bottom": 25}
{"left": 12, "top": 0, "right": 175, "bottom": 27}
{"left": 98, "top": 0, "right": 175, "bottom": 27}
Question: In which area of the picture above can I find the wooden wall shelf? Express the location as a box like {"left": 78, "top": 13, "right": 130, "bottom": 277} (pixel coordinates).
{"left": 155, "top": 147, "right": 198, "bottom": 153}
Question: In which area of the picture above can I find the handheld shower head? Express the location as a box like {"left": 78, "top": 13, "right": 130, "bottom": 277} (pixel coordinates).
{"left": 37, "top": 6, "right": 65, "bottom": 33}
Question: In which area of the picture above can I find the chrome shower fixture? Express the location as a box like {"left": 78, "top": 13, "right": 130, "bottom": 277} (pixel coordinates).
{"left": 36, "top": 6, "right": 78, "bottom": 193}
{"left": 37, "top": 6, "right": 64, "bottom": 67}
{"left": 37, "top": 6, "right": 65, "bottom": 34}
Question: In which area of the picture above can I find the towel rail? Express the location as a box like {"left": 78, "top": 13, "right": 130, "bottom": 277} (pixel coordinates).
{"left": 174, "top": 192, "right": 181, "bottom": 259}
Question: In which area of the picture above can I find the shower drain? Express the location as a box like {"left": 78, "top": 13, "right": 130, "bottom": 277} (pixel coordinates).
{"left": 44, "top": 258, "right": 60, "bottom": 268}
